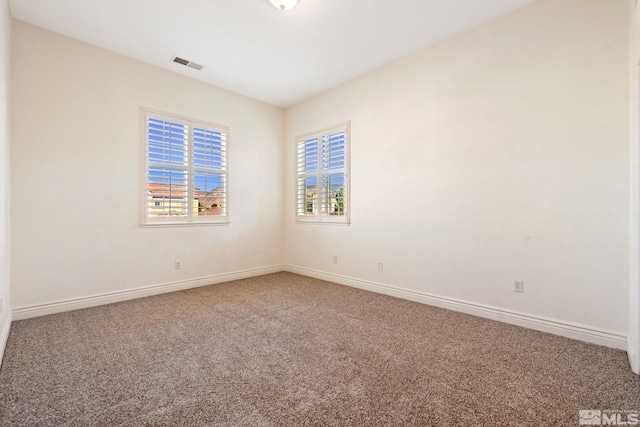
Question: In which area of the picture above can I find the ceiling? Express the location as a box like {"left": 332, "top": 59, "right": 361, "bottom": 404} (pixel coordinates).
{"left": 9, "top": 0, "right": 537, "bottom": 108}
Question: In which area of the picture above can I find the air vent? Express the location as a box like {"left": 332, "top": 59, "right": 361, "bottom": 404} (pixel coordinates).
{"left": 172, "top": 56, "right": 204, "bottom": 71}
{"left": 173, "top": 56, "right": 189, "bottom": 66}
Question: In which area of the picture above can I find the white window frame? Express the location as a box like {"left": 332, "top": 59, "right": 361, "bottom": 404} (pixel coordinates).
{"left": 141, "top": 108, "right": 229, "bottom": 226}
{"left": 295, "top": 122, "right": 350, "bottom": 225}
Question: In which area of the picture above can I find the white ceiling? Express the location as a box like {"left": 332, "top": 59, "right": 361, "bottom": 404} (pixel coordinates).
{"left": 9, "top": 0, "right": 537, "bottom": 108}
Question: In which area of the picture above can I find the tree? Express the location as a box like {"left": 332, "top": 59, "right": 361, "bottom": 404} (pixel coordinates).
{"left": 333, "top": 187, "right": 344, "bottom": 214}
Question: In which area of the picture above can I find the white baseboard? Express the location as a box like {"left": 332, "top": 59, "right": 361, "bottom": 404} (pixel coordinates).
{"left": 12, "top": 265, "right": 284, "bottom": 321}
{"left": 9, "top": 264, "right": 629, "bottom": 352}
{"left": 285, "top": 265, "right": 628, "bottom": 351}
{"left": 0, "top": 314, "right": 11, "bottom": 368}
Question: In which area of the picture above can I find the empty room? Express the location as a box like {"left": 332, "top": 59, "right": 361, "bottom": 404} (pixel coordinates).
{"left": 1, "top": 0, "right": 640, "bottom": 425}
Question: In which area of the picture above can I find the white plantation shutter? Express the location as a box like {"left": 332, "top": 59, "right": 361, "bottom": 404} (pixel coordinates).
{"left": 192, "top": 126, "right": 227, "bottom": 218}
{"left": 296, "top": 123, "right": 349, "bottom": 224}
{"left": 147, "top": 116, "right": 189, "bottom": 218}
{"left": 297, "top": 136, "right": 319, "bottom": 215}
{"left": 144, "top": 111, "right": 229, "bottom": 224}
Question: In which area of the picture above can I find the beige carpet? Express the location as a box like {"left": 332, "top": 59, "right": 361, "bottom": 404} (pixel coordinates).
{"left": 0, "top": 272, "right": 638, "bottom": 426}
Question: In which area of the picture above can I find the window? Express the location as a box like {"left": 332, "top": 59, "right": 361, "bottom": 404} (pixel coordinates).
{"left": 143, "top": 110, "right": 228, "bottom": 225}
{"left": 296, "top": 123, "right": 349, "bottom": 224}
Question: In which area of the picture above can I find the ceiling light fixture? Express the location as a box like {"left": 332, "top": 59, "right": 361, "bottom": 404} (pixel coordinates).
{"left": 268, "top": 0, "right": 299, "bottom": 11}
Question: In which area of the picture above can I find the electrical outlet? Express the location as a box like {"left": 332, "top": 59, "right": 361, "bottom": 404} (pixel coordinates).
{"left": 514, "top": 280, "right": 524, "bottom": 293}
{"left": 378, "top": 262, "right": 384, "bottom": 272}
{"left": 175, "top": 261, "right": 182, "bottom": 270}
{"left": 333, "top": 256, "right": 338, "bottom": 264}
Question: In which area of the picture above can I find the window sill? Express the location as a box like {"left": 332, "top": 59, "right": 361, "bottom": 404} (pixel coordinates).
{"left": 295, "top": 219, "right": 350, "bottom": 226}
{"left": 141, "top": 221, "right": 230, "bottom": 228}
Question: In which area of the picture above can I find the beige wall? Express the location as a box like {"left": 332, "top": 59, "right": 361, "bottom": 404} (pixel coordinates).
{"left": 0, "top": 0, "right": 11, "bottom": 353}
{"left": 10, "top": 21, "right": 285, "bottom": 308}
{"left": 285, "top": 0, "right": 630, "bottom": 340}
{"left": 629, "top": 0, "right": 640, "bottom": 373}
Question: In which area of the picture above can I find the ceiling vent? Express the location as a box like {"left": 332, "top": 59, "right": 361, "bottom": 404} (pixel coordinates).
{"left": 173, "top": 56, "right": 204, "bottom": 71}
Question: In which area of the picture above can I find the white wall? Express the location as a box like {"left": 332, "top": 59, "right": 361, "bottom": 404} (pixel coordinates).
{"left": 629, "top": 0, "right": 640, "bottom": 374}
{"left": 0, "top": 0, "right": 11, "bottom": 357}
{"left": 10, "top": 21, "right": 284, "bottom": 310}
{"left": 285, "top": 0, "right": 630, "bottom": 343}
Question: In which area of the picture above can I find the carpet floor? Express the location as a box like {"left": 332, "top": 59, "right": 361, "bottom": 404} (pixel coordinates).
{"left": 0, "top": 272, "right": 638, "bottom": 426}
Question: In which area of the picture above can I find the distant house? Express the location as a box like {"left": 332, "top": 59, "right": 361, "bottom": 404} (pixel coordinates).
{"left": 194, "top": 188, "right": 224, "bottom": 216}
{"left": 148, "top": 182, "right": 223, "bottom": 217}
